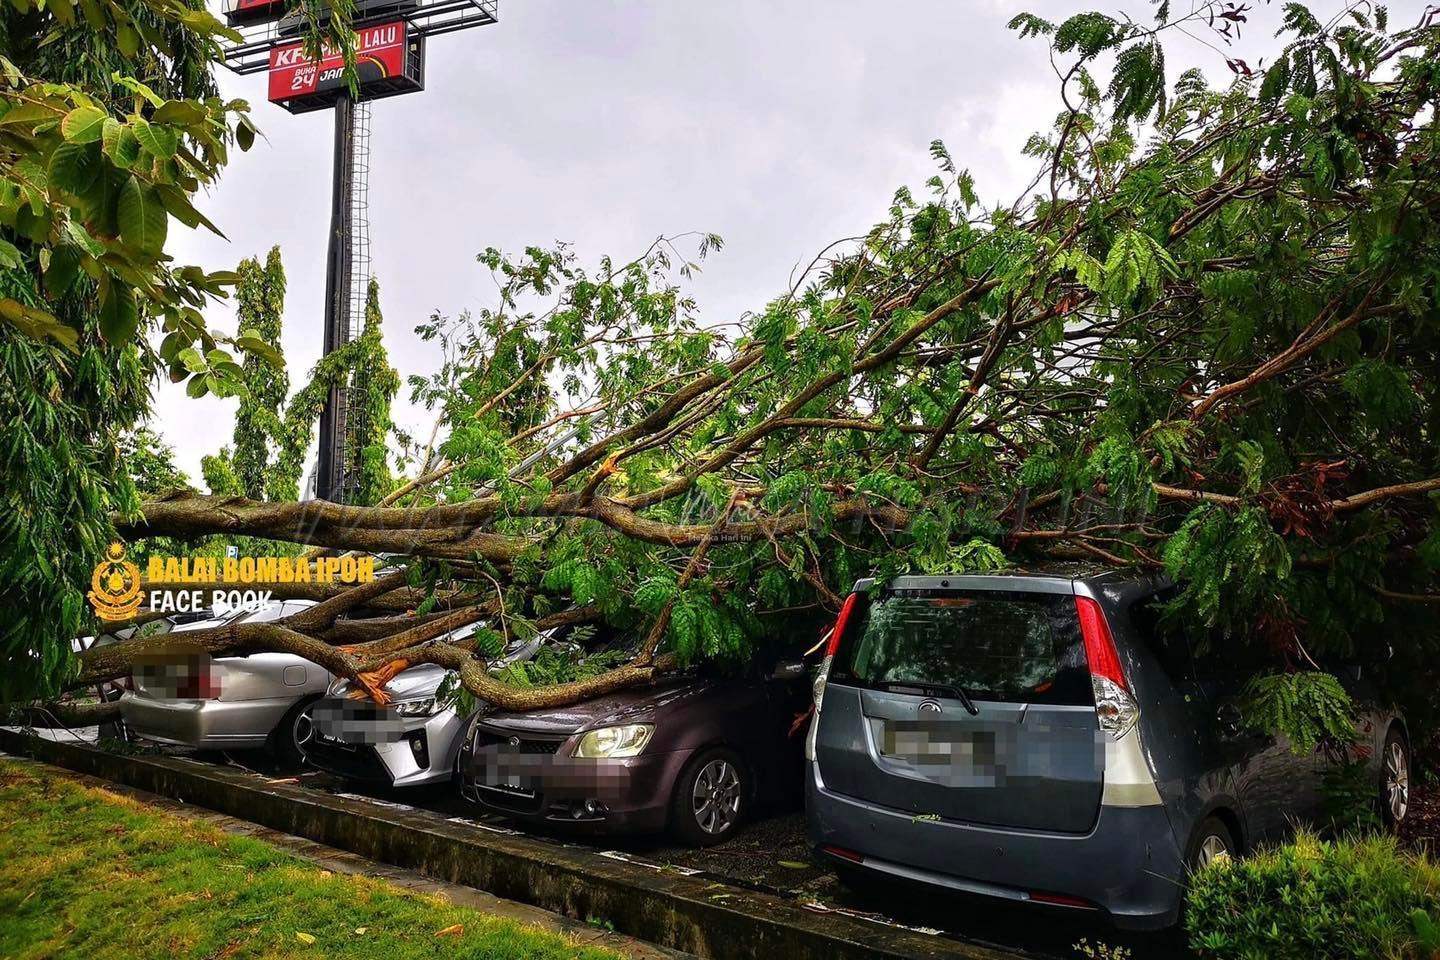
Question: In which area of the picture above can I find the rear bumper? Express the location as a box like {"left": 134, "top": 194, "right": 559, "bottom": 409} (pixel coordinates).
{"left": 458, "top": 740, "right": 687, "bottom": 835}
{"left": 119, "top": 692, "right": 293, "bottom": 749}
{"left": 805, "top": 761, "right": 1184, "bottom": 929}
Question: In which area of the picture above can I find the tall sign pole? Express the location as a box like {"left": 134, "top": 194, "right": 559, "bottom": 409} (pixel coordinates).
{"left": 218, "top": 0, "right": 500, "bottom": 502}
{"left": 316, "top": 93, "right": 356, "bottom": 502}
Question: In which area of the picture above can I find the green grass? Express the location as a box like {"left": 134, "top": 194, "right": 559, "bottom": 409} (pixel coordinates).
{"left": 0, "top": 760, "right": 619, "bottom": 960}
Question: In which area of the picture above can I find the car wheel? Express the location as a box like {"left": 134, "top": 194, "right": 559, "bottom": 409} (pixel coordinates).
{"left": 1380, "top": 726, "right": 1411, "bottom": 830}
{"left": 670, "top": 746, "right": 746, "bottom": 847}
{"left": 1185, "top": 816, "right": 1236, "bottom": 874}
{"left": 269, "top": 696, "right": 319, "bottom": 769}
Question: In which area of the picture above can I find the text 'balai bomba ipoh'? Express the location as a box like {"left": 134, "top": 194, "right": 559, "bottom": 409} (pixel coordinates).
{"left": 148, "top": 554, "right": 377, "bottom": 584}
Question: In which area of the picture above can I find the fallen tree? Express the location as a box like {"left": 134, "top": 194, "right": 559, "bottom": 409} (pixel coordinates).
{"left": 11, "top": 3, "right": 1440, "bottom": 737}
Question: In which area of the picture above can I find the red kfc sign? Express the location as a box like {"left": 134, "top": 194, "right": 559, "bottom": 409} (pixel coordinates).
{"left": 227, "top": 0, "right": 286, "bottom": 25}
{"left": 268, "top": 21, "right": 409, "bottom": 104}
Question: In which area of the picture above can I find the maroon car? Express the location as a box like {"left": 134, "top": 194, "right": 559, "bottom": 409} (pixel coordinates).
{"left": 457, "top": 660, "right": 810, "bottom": 846}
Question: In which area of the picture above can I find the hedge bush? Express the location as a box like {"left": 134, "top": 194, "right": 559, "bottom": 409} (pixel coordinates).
{"left": 1187, "top": 831, "right": 1440, "bottom": 959}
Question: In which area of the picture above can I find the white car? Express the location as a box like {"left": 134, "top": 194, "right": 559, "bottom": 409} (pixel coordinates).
{"left": 119, "top": 600, "right": 330, "bottom": 764}
{"left": 307, "top": 625, "right": 543, "bottom": 787}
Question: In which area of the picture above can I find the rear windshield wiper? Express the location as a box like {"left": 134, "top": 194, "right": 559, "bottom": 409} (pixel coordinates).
{"left": 873, "top": 680, "right": 980, "bottom": 716}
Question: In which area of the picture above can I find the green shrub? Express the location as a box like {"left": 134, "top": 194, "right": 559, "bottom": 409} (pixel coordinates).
{"left": 1319, "top": 758, "right": 1384, "bottom": 834}
{"left": 1187, "top": 831, "right": 1440, "bottom": 960}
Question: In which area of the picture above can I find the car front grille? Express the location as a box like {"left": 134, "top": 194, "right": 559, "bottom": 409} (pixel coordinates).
{"left": 305, "top": 739, "right": 393, "bottom": 783}
{"left": 471, "top": 729, "right": 566, "bottom": 754}
{"left": 472, "top": 783, "right": 545, "bottom": 813}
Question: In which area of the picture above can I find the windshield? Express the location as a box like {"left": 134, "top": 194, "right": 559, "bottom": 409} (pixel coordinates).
{"left": 829, "top": 589, "right": 1092, "bottom": 706}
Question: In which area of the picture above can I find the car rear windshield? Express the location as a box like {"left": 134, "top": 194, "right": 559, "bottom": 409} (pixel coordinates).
{"left": 828, "top": 588, "right": 1092, "bottom": 706}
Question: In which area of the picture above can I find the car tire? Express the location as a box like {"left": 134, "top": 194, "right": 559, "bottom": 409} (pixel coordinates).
{"left": 268, "top": 695, "right": 319, "bottom": 769}
{"left": 1380, "top": 725, "right": 1411, "bottom": 831}
{"left": 669, "top": 746, "right": 747, "bottom": 847}
{"left": 1185, "top": 816, "right": 1237, "bottom": 874}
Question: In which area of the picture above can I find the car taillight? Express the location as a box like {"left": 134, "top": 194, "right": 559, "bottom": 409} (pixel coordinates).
{"left": 807, "top": 593, "right": 859, "bottom": 762}
{"left": 824, "top": 592, "right": 859, "bottom": 659}
{"left": 1076, "top": 595, "right": 1138, "bottom": 739}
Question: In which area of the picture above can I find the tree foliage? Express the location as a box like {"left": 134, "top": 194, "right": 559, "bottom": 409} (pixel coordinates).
{"left": 10, "top": 3, "right": 1440, "bottom": 744}
{"left": 344, "top": 278, "right": 400, "bottom": 506}
{"left": 0, "top": 0, "right": 357, "bottom": 697}
{"left": 230, "top": 247, "right": 288, "bottom": 500}
{"left": 199, "top": 258, "right": 398, "bottom": 507}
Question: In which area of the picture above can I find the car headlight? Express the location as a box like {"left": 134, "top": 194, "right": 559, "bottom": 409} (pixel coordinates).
{"left": 573, "top": 724, "right": 654, "bottom": 759}
{"left": 393, "top": 697, "right": 438, "bottom": 718}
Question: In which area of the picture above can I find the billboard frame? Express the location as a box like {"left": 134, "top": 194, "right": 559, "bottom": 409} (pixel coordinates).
{"left": 220, "top": 0, "right": 497, "bottom": 75}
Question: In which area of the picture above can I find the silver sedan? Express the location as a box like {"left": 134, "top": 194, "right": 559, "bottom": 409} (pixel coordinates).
{"left": 119, "top": 600, "right": 330, "bottom": 764}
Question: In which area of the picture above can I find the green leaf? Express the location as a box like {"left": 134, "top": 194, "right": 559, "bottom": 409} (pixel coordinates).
{"left": 100, "top": 116, "right": 122, "bottom": 155}
{"left": 61, "top": 105, "right": 107, "bottom": 143}
{"left": 154, "top": 184, "right": 224, "bottom": 238}
{"left": 0, "top": 103, "right": 57, "bottom": 129}
{"left": 235, "top": 114, "right": 258, "bottom": 152}
{"left": 235, "top": 336, "right": 284, "bottom": 367}
{"left": 117, "top": 176, "right": 167, "bottom": 256}
{"left": 235, "top": 115, "right": 257, "bottom": 151}
{"left": 98, "top": 283, "right": 139, "bottom": 343}
{"left": 0, "top": 297, "right": 79, "bottom": 351}
{"left": 48, "top": 141, "right": 101, "bottom": 196}
{"left": 42, "top": 244, "right": 83, "bottom": 299}
{"left": 177, "top": 346, "right": 207, "bottom": 373}
{"left": 116, "top": 23, "right": 139, "bottom": 57}
{"left": 0, "top": 237, "right": 21, "bottom": 269}
{"left": 77, "top": 0, "right": 104, "bottom": 28}
{"left": 106, "top": 125, "right": 142, "bottom": 169}
{"left": 111, "top": 72, "right": 164, "bottom": 108}
{"left": 152, "top": 100, "right": 207, "bottom": 126}
{"left": 132, "top": 118, "right": 177, "bottom": 159}
{"left": 186, "top": 374, "right": 209, "bottom": 398}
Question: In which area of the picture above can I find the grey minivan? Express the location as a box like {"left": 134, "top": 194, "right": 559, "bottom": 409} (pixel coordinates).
{"left": 805, "top": 570, "right": 1410, "bottom": 929}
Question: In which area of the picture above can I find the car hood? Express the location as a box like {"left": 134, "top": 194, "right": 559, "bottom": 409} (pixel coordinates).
{"left": 478, "top": 676, "right": 712, "bottom": 736}
{"left": 331, "top": 663, "right": 452, "bottom": 702}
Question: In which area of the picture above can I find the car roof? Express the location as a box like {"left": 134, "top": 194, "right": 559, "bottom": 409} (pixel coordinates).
{"left": 855, "top": 565, "right": 1169, "bottom": 596}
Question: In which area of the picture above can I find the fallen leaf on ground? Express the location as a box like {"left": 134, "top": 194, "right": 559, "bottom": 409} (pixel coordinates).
{"left": 778, "top": 861, "right": 809, "bottom": 869}
{"left": 295, "top": 932, "right": 316, "bottom": 945}
{"left": 354, "top": 927, "right": 368, "bottom": 935}
{"left": 435, "top": 924, "right": 463, "bottom": 937}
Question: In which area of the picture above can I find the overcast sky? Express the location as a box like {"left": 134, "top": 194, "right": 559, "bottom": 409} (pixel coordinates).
{"left": 158, "top": 0, "right": 1408, "bottom": 484}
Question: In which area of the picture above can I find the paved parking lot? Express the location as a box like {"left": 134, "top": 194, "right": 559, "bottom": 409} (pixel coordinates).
{"left": 205, "top": 746, "right": 1182, "bottom": 960}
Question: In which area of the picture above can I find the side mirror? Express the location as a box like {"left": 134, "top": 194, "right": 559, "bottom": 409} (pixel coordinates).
{"left": 770, "top": 658, "right": 807, "bottom": 681}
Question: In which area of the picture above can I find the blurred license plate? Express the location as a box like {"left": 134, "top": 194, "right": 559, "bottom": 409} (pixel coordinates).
{"left": 882, "top": 723, "right": 996, "bottom": 765}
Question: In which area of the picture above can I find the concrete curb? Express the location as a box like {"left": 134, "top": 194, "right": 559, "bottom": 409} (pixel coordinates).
{"left": 0, "top": 730, "right": 1019, "bottom": 960}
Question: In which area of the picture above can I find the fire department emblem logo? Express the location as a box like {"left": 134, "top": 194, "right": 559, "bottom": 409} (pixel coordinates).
{"left": 88, "top": 542, "right": 143, "bottom": 622}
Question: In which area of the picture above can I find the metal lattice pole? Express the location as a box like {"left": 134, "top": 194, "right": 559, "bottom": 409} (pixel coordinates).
{"left": 315, "top": 95, "right": 355, "bottom": 502}
{"left": 341, "top": 101, "right": 373, "bottom": 504}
